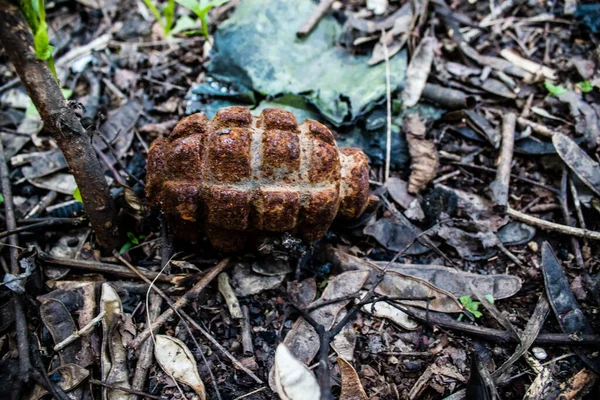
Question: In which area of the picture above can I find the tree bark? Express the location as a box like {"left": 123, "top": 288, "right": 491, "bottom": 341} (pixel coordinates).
{"left": 0, "top": 0, "right": 121, "bottom": 249}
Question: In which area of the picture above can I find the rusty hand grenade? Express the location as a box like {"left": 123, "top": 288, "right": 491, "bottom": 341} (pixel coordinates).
{"left": 146, "top": 106, "right": 373, "bottom": 251}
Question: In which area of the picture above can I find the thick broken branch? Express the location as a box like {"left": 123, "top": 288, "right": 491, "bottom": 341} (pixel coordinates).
{"left": 0, "top": 0, "right": 120, "bottom": 249}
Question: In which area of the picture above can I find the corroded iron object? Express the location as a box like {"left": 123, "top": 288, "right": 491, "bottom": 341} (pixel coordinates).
{"left": 146, "top": 106, "right": 372, "bottom": 251}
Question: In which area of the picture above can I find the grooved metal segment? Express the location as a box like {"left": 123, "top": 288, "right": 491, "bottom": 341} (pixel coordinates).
{"left": 146, "top": 106, "right": 371, "bottom": 251}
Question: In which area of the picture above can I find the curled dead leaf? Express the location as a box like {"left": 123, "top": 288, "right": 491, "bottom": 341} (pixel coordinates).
{"left": 404, "top": 114, "right": 438, "bottom": 194}
{"left": 154, "top": 334, "right": 206, "bottom": 400}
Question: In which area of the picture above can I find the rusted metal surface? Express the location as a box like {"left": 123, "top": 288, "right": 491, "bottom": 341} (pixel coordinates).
{"left": 147, "top": 106, "right": 372, "bottom": 251}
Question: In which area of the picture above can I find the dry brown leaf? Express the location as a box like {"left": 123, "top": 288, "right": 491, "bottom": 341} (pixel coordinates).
{"left": 404, "top": 114, "right": 438, "bottom": 194}
{"left": 338, "top": 357, "right": 368, "bottom": 400}
{"left": 154, "top": 335, "right": 206, "bottom": 400}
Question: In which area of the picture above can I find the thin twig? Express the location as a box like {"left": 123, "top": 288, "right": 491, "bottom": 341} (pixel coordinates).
{"left": 0, "top": 217, "right": 87, "bottom": 239}
{"left": 0, "top": 140, "right": 30, "bottom": 395}
{"left": 507, "top": 207, "right": 600, "bottom": 241}
{"left": 54, "top": 311, "right": 105, "bottom": 351}
{"left": 125, "top": 255, "right": 230, "bottom": 348}
{"left": 89, "top": 379, "right": 162, "bottom": 400}
{"left": 559, "top": 168, "right": 585, "bottom": 269}
{"left": 131, "top": 222, "right": 169, "bottom": 398}
{"left": 297, "top": 0, "right": 335, "bottom": 37}
{"left": 490, "top": 113, "right": 516, "bottom": 207}
{"left": 39, "top": 252, "right": 178, "bottom": 283}
{"left": 451, "top": 162, "right": 560, "bottom": 194}
{"left": 114, "top": 253, "right": 262, "bottom": 384}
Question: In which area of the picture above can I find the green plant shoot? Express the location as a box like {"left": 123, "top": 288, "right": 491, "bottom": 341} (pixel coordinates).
{"left": 175, "top": 0, "right": 230, "bottom": 40}
{"left": 577, "top": 81, "right": 594, "bottom": 93}
{"left": 73, "top": 187, "right": 83, "bottom": 203}
{"left": 458, "top": 295, "right": 482, "bottom": 321}
{"left": 544, "top": 80, "right": 568, "bottom": 96}
{"left": 119, "top": 232, "right": 145, "bottom": 254}
{"left": 0, "top": 194, "right": 4, "bottom": 204}
{"left": 142, "top": 0, "right": 176, "bottom": 36}
{"left": 19, "top": 0, "right": 57, "bottom": 79}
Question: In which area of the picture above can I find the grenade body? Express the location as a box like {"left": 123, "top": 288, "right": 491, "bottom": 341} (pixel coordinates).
{"left": 146, "top": 106, "right": 371, "bottom": 251}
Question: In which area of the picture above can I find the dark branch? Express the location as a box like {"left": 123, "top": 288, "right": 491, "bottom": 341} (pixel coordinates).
{"left": 0, "top": 0, "right": 121, "bottom": 250}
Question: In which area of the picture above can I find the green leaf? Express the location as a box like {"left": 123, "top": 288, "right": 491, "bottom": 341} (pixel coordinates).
{"left": 34, "top": 21, "right": 53, "bottom": 60}
{"left": 126, "top": 231, "right": 140, "bottom": 245}
{"left": 171, "top": 15, "right": 198, "bottom": 35}
{"left": 73, "top": 187, "right": 82, "bottom": 203}
{"left": 142, "top": 0, "right": 163, "bottom": 26}
{"left": 577, "top": 81, "right": 594, "bottom": 93}
{"left": 175, "top": 0, "right": 200, "bottom": 13}
{"left": 119, "top": 241, "right": 133, "bottom": 254}
{"left": 545, "top": 80, "right": 568, "bottom": 96}
{"left": 163, "top": 0, "right": 177, "bottom": 35}
{"left": 0, "top": 194, "right": 4, "bottom": 204}
{"left": 459, "top": 295, "right": 483, "bottom": 318}
{"left": 484, "top": 294, "right": 495, "bottom": 304}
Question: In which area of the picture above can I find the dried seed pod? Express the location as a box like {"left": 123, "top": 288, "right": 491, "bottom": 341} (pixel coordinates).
{"left": 146, "top": 106, "right": 373, "bottom": 251}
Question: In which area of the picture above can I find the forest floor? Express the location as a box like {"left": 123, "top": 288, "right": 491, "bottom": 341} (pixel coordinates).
{"left": 1, "top": 0, "right": 600, "bottom": 399}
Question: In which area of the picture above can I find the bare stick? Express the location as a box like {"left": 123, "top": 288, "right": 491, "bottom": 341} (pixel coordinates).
{"left": 516, "top": 117, "right": 556, "bottom": 138}
{"left": 241, "top": 305, "right": 254, "bottom": 355}
{"left": 0, "top": 140, "right": 30, "bottom": 395}
{"left": 0, "top": 217, "right": 87, "bottom": 239}
{"left": 507, "top": 207, "right": 600, "bottom": 241}
{"left": 131, "top": 223, "right": 169, "bottom": 397}
{"left": 39, "top": 252, "right": 177, "bottom": 283}
{"left": 0, "top": 1, "right": 120, "bottom": 249}
{"left": 297, "top": 0, "right": 335, "bottom": 37}
{"left": 126, "top": 257, "right": 229, "bottom": 348}
{"left": 54, "top": 311, "right": 106, "bottom": 351}
{"left": 490, "top": 113, "right": 516, "bottom": 207}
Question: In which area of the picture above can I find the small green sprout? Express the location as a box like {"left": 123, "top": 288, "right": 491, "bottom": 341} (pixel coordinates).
{"left": 577, "top": 81, "right": 594, "bottom": 93}
{"left": 0, "top": 194, "right": 4, "bottom": 204}
{"left": 19, "top": 0, "right": 57, "bottom": 79}
{"left": 544, "top": 80, "right": 568, "bottom": 96}
{"left": 72, "top": 187, "right": 82, "bottom": 203}
{"left": 141, "top": 0, "right": 177, "bottom": 37}
{"left": 458, "top": 295, "right": 482, "bottom": 321}
{"left": 175, "top": 0, "right": 230, "bottom": 40}
{"left": 119, "top": 232, "right": 145, "bottom": 254}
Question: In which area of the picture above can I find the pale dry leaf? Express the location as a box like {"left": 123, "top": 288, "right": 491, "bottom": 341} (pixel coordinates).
{"left": 274, "top": 343, "right": 320, "bottom": 400}
{"left": 154, "top": 335, "right": 206, "bottom": 400}
{"left": 366, "top": 0, "right": 388, "bottom": 15}
{"left": 404, "top": 114, "right": 438, "bottom": 194}
{"left": 218, "top": 272, "right": 243, "bottom": 319}
{"left": 338, "top": 357, "right": 368, "bottom": 400}
{"left": 401, "top": 37, "right": 436, "bottom": 108}
{"left": 360, "top": 292, "right": 419, "bottom": 330}
{"left": 100, "top": 283, "right": 131, "bottom": 400}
